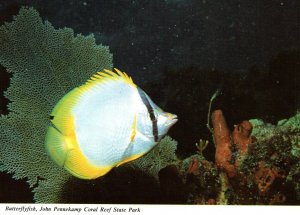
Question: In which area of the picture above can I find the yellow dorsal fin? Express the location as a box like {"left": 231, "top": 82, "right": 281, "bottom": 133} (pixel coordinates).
{"left": 84, "top": 68, "right": 136, "bottom": 88}
{"left": 130, "top": 114, "right": 137, "bottom": 142}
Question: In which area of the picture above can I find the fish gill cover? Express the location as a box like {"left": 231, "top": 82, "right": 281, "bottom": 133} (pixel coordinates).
{"left": 0, "top": 7, "right": 113, "bottom": 202}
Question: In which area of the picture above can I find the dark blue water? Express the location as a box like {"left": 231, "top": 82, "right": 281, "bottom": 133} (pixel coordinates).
{"left": 1, "top": 0, "right": 299, "bottom": 82}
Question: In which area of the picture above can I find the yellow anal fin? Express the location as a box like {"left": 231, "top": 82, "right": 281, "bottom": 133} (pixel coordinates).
{"left": 64, "top": 147, "right": 113, "bottom": 180}
{"left": 130, "top": 114, "right": 137, "bottom": 142}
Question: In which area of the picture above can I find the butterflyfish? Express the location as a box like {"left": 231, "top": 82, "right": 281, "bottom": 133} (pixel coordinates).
{"left": 45, "top": 68, "right": 178, "bottom": 179}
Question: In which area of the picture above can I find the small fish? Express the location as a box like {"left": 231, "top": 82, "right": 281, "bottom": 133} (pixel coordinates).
{"left": 45, "top": 68, "right": 177, "bottom": 179}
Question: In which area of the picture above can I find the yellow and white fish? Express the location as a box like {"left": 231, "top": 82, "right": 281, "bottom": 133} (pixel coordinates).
{"left": 45, "top": 68, "right": 177, "bottom": 179}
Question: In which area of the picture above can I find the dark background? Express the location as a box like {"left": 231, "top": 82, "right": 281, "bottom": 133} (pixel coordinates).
{"left": 0, "top": 0, "right": 299, "bottom": 203}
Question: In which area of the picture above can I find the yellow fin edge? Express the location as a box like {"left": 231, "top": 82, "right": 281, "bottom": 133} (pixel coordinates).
{"left": 84, "top": 68, "right": 136, "bottom": 88}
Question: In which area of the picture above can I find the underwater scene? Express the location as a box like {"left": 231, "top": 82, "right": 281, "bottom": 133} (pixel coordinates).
{"left": 0, "top": 0, "right": 299, "bottom": 204}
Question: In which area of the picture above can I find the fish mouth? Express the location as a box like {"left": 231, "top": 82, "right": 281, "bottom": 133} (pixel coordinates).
{"left": 157, "top": 114, "right": 178, "bottom": 141}
{"left": 168, "top": 114, "right": 178, "bottom": 127}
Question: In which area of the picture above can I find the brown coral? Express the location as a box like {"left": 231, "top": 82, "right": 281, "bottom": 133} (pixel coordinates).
{"left": 187, "top": 157, "right": 200, "bottom": 174}
{"left": 232, "top": 120, "right": 255, "bottom": 168}
{"left": 254, "top": 161, "right": 282, "bottom": 195}
{"left": 232, "top": 120, "right": 253, "bottom": 155}
{"left": 270, "top": 192, "right": 286, "bottom": 205}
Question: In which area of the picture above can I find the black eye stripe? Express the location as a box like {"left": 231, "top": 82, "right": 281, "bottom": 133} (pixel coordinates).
{"left": 137, "top": 88, "right": 158, "bottom": 142}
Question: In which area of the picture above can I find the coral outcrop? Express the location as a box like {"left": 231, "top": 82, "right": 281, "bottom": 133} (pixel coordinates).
{"left": 210, "top": 110, "right": 300, "bottom": 204}
{"left": 149, "top": 109, "right": 300, "bottom": 205}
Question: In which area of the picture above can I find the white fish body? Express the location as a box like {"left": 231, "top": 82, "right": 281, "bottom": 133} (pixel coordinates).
{"left": 45, "top": 68, "right": 177, "bottom": 179}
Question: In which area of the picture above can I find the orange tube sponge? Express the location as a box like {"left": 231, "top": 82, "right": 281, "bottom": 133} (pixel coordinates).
{"left": 212, "top": 110, "right": 235, "bottom": 178}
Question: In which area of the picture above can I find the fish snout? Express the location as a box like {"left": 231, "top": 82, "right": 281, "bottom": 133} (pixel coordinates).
{"left": 166, "top": 113, "right": 178, "bottom": 127}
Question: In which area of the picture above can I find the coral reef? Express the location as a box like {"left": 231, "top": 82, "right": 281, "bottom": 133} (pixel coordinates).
{"left": 0, "top": 7, "right": 112, "bottom": 203}
{"left": 210, "top": 110, "right": 300, "bottom": 204}
{"left": 145, "top": 109, "right": 300, "bottom": 205}
{"left": 138, "top": 52, "right": 299, "bottom": 204}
